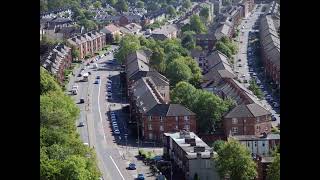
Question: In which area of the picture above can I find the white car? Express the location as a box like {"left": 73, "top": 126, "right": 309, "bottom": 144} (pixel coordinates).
{"left": 242, "top": 74, "right": 246, "bottom": 78}
{"left": 114, "top": 129, "right": 120, "bottom": 135}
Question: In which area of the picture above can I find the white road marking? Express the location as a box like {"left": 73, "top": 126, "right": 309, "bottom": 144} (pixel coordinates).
{"left": 98, "top": 77, "right": 106, "bottom": 141}
{"left": 109, "top": 155, "right": 125, "bottom": 180}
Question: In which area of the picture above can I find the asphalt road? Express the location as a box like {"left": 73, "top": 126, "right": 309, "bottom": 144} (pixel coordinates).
{"left": 234, "top": 4, "right": 280, "bottom": 127}
{"left": 68, "top": 46, "right": 137, "bottom": 180}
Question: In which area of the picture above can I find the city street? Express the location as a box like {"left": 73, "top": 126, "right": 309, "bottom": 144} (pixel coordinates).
{"left": 234, "top": 4, "right": 280, "bottom": 127}
{"left": 67, "top": 46, "right": 160, "bottom": 180}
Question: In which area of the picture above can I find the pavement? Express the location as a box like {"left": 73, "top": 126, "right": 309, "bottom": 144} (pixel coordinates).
{"left": 67, "top": 45, "right": 160, "bottom": 180}
{"left": 233, "top": 4, "right": 280, "bottom": 127}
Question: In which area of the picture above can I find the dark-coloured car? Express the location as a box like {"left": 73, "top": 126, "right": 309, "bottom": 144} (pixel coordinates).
{"left": 78, "top": 122, "right": 85, "bottom": 127}
{"left": 128, "top": 163, "right": 136, "bottom": 170}
{"left": 80, "top": 98, "right": 85, "bottom": 103}
{"left": 137, "top": 174, "right": 144, "bottom": 180}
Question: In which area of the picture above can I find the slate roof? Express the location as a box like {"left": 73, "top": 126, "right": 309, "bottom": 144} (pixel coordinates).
{"left": 224, "top": 103, "right": 271, "bottom": 118}
{"left": 101, "top": 24, "right": 120, "bottom": 34}
{"left": 146, "top": 104, "right": 195, "bottom": 116}
{"left": 232, "top": 133, "right": 280, "bottom": 141}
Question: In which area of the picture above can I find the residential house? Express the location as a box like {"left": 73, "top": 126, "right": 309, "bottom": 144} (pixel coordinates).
{"left": 202, "top": 50, "right": 235, "bottom": 78}
{"left": 100, "top": 24, "right": 121, "bottom": 43}
{"left": 150, "top": 24, "right": 179, "bottom": 41}
{"left": 119, "top": 23, "right": 142, "bottom": 35}
{"left": 223, "top": 103, "right": 272, "bottom": 136}
{"left": 259, "top": 15, "right": 280, "bottom": 89}
{"left": 119, "top": 14, "right": 142, "bottom": 26}
{"left": 40, "top": 43, "right": 72, "bottom": 84}
{"left": 194, "top": 33, "right": 216, "bottom": 51}
{"left": 230, "top": 133, "right": 280, "bottom": 156}
{"left": 163, "top": 131, "right": 220, "bottom": 180}
{"left": 67, "top": 31, "right": 106, "bottom": 60}
{"left": 130, "top": 77, "right": 196, "bottom": 142}
{"left": 142, "top": 9, "right": 167, "bottom": 26}
{"left": 214, "top": 22, "right": 233, "bottom": 40}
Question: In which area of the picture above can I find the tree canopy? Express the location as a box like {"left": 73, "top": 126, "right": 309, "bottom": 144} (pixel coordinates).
{"left": 115, "top": 0, "right": 128, "bottom": 12}
{"left": 40, "top": 67, "right": 101, "bottom": 179}
{"left": 114, "top": 35, "right": 141, "bottom": 64}
{"left": 189, "top": 14, "right": 207, "bottom": 33}
{"left": 199, "top": 7, "right": 210, "bottom": 23}
{"left": 181, "top": 31, "right": 196, "bottom": 50}
{"left": 182, "top": 0, "right": 192, "bottom": 10}
{"left": 267, "top": 153, "right": 280, "bottom": 180}
{"left": 171, "top": 82, "right": 234, "bottom": 133}
{"left": 215, "top": 139, "right": 257, "bottom": 180}
{"left": 167, "top": 5, "right": 177, "bottom": 17}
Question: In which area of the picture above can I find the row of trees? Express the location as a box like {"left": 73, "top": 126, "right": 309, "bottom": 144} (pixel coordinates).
{"left": 40, "top": 67, "right": 101, "bottom": 179}
{"left": 171, "top": 81, "right": 235, "bottom": 133}
{"left": 248, "top": 79, "right": 263, "bottom": 99}
{"left": 213, "top": 139, "right": 280, "bottom": 180}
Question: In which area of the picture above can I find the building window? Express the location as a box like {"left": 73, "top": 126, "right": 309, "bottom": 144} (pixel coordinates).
{"left": 254, "top": 142, "right": 257, "bottom": 147}
{"left": 149, "top": 133, "right": 153, "bottom": 140}
{"left": 175, "top": 125, "right": 178, "bottom": 130}
{"left": 160, "top": 116, "right": 163, "bottom": 122}
{"left": 148, "top": 124, "right": 152, "bottom": 130}
{"left": 148, "top": 116, "right": 152, "bottom": 121}
{"left": 247, "top": 142, "right": 250, "bottom": 147}
{"left": 160, "top": 125, "right": 164, "bottom": 131}
{"left": 184, "top": 125, "right": 190, "bottom": 131}
{"left": 175, "top": 116, "right": 179, "bottom": 122}
{"left": 244, "top": 126, "right": 247, "bottom": 132}
{"left": 244, "top": 119, "right": 246, "bottom": 123}
{"left": 232, "top": 118, "right": 238, "bottom": 124}
{"left": 262, "top": 143, "right": 265, "bottom": 147}
{"left": 232, "top": 127, "right": 238, "bottom": 133}
{"left": 257, "top": 117, "right": 260, "bottom": 122}
{"left": 184, "top": 116, "right": 189, "bottom": 122}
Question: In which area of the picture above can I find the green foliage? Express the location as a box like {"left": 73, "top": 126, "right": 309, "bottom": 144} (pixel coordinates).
{"left": 190, "top": 15, "right": 207, "bottom": 33}
{"left": 167, "top": 5, "right": 177, "bottom": 17}
{"left": 248, "top": 79, "right": 263, "bottom": 99}
{"left": 40, "top": 68, "right": 101, "bottom": 179}
{"left": 215, "top": 139, "right": 257, "bottom": 180}
{"left": 114, "top": 33, "right": 121, "bottom": 44}
{"left": 199, "top": 7, "right": 210, "bottom": 22}
{"left": 171, "top": 82, "right": 234, "bottom": 133}
{"left": 182, "top": 0, "right": 192, "bottom": 10}
{"left": 93, "top": 1, "right": 102, "bottom": 9}
{"left": 71, "top": 47, "right": 80, "bottom": 60}
{"left": 40, "top": 67, "right": 62, "bottom": 95}
{"left": 212, "top": 140, "right": 226, "bottom": 152}
{"left": 150, "top": 47, "right": 166, "bottom": 73}
{"left": 216, "top": 41, "right": 232, "bottom": 58}
{"left": 166, "top": 58, "right": 193, "bottom": 86}
{"left": 115, "top": 35, "right": 141, "bottom": 64}
{"left": 267, "top": 153, "right": 280, "bottom": 180}
{"left": 147, "top": 2, "right": 161, "bottom": 12}
{"left": 107, "top": 0, "right": 117, "bottom": 6}
{"left": 181, "top": 31, "right": 196, "bottom": 50}
{"left": 137, "top": 1, "right": 144, "bottom": 8}
{"left": 116, "top": 0, "right": 129, "bottom": 12}
{"left": 216, "top": 36, "right": 238, "bottom": 58}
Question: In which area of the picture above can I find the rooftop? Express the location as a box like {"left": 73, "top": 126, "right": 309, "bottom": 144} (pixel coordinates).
{"left": 224, "top": 103, "right": 271, "bottom": 118}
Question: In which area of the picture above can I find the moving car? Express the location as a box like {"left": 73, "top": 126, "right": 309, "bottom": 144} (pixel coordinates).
{"left": 128, "top": 163, "right": 136, "bottom": 170}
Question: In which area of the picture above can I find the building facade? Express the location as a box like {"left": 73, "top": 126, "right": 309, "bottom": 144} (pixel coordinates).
{"left": 163, "top": 131, "right": 220, "bottom": 180}
{"left": 67, "top": 31, "right": 106, "bottom": 60}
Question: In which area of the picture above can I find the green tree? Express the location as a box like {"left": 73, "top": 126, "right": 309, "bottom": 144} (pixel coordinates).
{"left": 137, "top": 1, "right": 144, "bottom": 8}
{"left": 199, "top": 7, "right": 210, "bottom": 23}
{"left": 150, "top": 47, "right": 166, "bottom": 73}
{"left": 170, "top": 81, "right": 197, "bottom": 108}
{"left": 183, "top": 56, "right": 202, "bottom": 87}
{"left": 212, "top": 140, "right": 225, "bottom": 152}
{"left": 216, "top": 41, "right": 232, "bottom": 58}
{"left": 116, "top": 0, "right": 128, "bottom": 12}
{"left": 60, "top": 155, "right": 96, "bottom": 180}
{"left": 181, "top": 31, "right": 196, "bottom": 50}
{"left": 114, "top": 33, "right": 121, "bottom": 44}
{"left": 93, "top": 1, "right": 102, "bottom": 9}
{"left": 40, "top": 0, "right": 48, "bottom": 13}
{"left": 115, "top": 35, "right": 141, "bottom": 64}
{"left": 40, "top": 67, "right": 62, "bottom": 95}
{"left": 248, "top": 80, "right": 263, "bottom": 99}
{"left": 190, "top": 15, "right": 207, "bottom": 33}
{"left": 267, "top": 153, "right": 280, "bottom": 180}
{"left": 166, "top": 58, "right": 192, "bottom": 86}
{"left": 167, "top": 5, "right": 177, "bottom": 17}
{"left": 71, "top": 47, "right": 80, "bottom": 61}
{"left": 215, "top": 139, "right": 257, "bottom": 180}
{"left": 108, "top": 0, "right": 117, "bottom": 6}
{"left": 183, "top": 0, "right": 192, "bottom": 10}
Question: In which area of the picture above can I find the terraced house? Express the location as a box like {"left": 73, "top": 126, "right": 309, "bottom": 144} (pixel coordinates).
{"left": 67, "top": 31, "right": 106, "bottom": 59}
{"left": 125, "top": 51, "right": 196, "bottom": 142}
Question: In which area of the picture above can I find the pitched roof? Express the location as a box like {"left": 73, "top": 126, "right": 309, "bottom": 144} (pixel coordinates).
{"left": 102, "top": 24, "right": 120, "bottom": 34}
{"left": 146, "top": 104, "right": 195, "bottom": 116}
{"left": 224, "top": 103, "right": 271, "bottom": 118}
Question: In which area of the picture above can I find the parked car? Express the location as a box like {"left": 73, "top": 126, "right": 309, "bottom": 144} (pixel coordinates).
{"left": 137, "top": 174, "right": 145, "bottom": 180}
{"left": 114, "top": 129, "right": 120, "bottom": 135}
{"left": 78, "top": 122, "right": 85, "bottom": 127}
{"left": 238, "top": 59, "right": 241, "bottom": 62}
{"left": 80, "top": 98, "right": 85, "bottom": 103}
{"left": 238, "top": 64, "right": 242, "bottom": 67}
{"left": 95, "top": 80, "right": 100, "bottom": 84}
{"left": 128, "top": 163, "right": 136, "bottom": 170}
{"left": 271, "top": 115, "right": 277, "bottom": 121}
{"left": 96, "top": 76, "right": 100, "bottom": 79}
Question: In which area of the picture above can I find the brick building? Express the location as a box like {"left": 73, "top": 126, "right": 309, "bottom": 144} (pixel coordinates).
{"left": 194, "top": 33, "right": 216, "bottom": 51}
{"left": 255, "top": 155, "right": 274, "bottom": 180}
{"left": 130, "top": 77, "right": 196, "bottom": 142}
{"left": 100, "top": 24, "right": 121, "bottom": 44}
{"left": 40, "top": 43, "right": 72, "bottom": 84}
{"left": 67, "top": 31, "right": 106, "bottom": 60}
{"left": 223, "top": 103, "right": 272, "bottom": 136}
